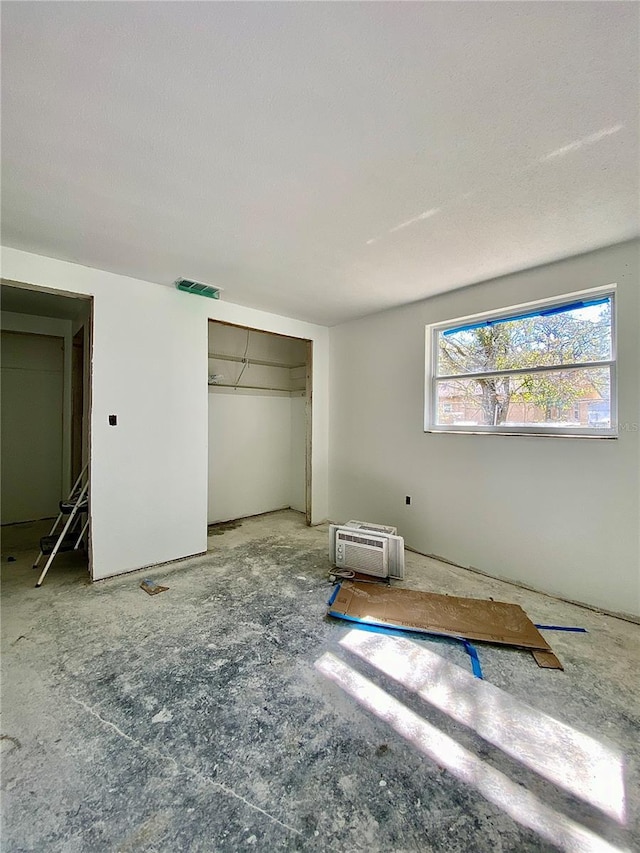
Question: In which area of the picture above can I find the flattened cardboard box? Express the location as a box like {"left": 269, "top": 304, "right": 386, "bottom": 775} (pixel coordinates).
{"left": 328, "top": 581, "right": 562, "bottom": 669}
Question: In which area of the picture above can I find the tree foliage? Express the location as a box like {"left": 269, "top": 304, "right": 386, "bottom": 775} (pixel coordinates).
{"left": 438, "top": 303, "right": 611, "bottom": 425}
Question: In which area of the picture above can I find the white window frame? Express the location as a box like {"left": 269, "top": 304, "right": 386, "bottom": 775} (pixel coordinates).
{"left": 424, "top": 285, "right": 617, "bottom": 438}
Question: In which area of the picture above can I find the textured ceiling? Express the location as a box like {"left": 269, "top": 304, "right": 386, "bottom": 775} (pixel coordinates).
{"left": 2, "top": 2, "right": 638, "bottom": 325}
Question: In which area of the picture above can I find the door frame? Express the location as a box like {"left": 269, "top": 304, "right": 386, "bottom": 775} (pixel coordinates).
{"left": 71, "top": 325, "right": 85, "bottom": 484}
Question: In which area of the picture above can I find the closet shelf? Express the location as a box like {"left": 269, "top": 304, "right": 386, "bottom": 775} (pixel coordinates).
{"left": 208, "top": 351, "right": 305, "bottom": 370}
{"left": 209, "top": 382, "right": 298, "bottom": 393}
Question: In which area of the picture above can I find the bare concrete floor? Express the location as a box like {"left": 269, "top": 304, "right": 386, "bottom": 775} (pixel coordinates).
{"left": 1, "top": 510, "right": 639, "bottom": 852}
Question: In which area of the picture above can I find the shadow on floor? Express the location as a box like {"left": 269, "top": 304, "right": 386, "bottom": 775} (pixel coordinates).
{"left": 1, "top": 518, "right": 89, "bottom": 589}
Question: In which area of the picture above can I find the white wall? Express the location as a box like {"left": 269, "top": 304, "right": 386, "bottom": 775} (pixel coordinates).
{"left": 1, "top": 330, "right": 64, "bottom": 522}
{"left": 208, "top": 394, "right": 292, "bottom": 522}
{"left": 330, "top": 240, "right": 640, "bottom": 617}
{"left": 208, "top": 392, "right": 307, "bottom": 523}
{"left": 1, "top": 311, "right": 74, "bottom": 495}
{"left": 1, "top": 247, "right": 329, "bottom": 580}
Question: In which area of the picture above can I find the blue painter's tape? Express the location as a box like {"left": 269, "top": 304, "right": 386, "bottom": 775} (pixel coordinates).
{"left": 327, "top": 610, "right": 483, "bottom": 679}
{"left": 327, "top": 609, "right": 452, "bottom": 640}
{"left": 338, "top": 620, "right": 433, "bottom": 643}
{"left": 539, "top": 297, "right": 609, "bottom": 317}
{"left": 534, "top": 624, "right": 587, "bottom": 633}
{"left": 327, "top": 584, "right": 341, "bottom": 607}
{"left": 443, "top": 297, "right": 610, "bottom": 337}
{"left": 463, "top": 640, "right": 484, "bottom": 679}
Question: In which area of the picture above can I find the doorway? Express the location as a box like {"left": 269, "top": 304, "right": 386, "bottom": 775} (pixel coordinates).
{"left": 207, "top": 320, "right": 312, "bottom": 530}
{"left": 1, "top": 331, "right": 64, "bottom": 523}
{"left": 0, "top": 281, "right": 93, "bottom": 579}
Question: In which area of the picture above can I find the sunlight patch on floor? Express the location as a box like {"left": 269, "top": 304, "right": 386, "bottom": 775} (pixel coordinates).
{"left": 315, "top": 652, "right": 627, "bottom": 853}
{"left": 340, "top": 630, "right": 626, "bottom": 824}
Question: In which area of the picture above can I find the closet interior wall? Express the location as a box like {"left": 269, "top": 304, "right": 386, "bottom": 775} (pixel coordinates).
{"left": 207, "top": 321, "right": 310, "bottom": 525}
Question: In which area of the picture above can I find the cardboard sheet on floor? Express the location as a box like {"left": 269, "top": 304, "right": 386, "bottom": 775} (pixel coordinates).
{"left": 327, "top": 582, "right": 562, "bottom": 670}
{"left": 140, "top": 578, "right": 169, "bottom": 596}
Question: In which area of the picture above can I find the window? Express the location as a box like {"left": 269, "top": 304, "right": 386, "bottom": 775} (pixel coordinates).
{"left": 426, "top": 289, "right": 616, "bottom": 436}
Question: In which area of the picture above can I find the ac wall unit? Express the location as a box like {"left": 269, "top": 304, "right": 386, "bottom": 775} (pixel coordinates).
{"left": 329, "top": 524, "right": 405, "bottom": 580}
{"left": 345, "top": 520, "right": 398, "bottom": 535}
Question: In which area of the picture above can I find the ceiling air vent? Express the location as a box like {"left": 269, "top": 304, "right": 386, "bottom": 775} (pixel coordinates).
{"left": 174, "top": 278, "right": 221, "bottom": 299}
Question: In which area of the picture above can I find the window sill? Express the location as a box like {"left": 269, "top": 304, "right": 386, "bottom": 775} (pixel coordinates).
{"left": 425, "top": 428, "right": 618, "bottom": 439}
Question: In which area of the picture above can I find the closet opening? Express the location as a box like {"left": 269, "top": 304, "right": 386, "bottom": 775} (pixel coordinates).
{"left": 207, "top": 321, "right": 312, "bottom": 537}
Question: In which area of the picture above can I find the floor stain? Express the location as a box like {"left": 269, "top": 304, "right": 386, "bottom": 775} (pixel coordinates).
{"left": 0, "top": 735, "right": 22, "bottom": 754}
{"left": 208, "top": 519, "right": 243, "bottom": 536}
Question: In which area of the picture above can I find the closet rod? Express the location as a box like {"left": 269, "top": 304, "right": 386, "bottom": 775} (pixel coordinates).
{"left": 208, "top": 351, "right": 305, "bottom": 370}
{"left": 209, "top": 382, "right": 299, "bottom": 392}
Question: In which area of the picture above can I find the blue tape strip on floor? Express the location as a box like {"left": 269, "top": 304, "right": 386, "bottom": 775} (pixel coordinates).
{"left": 462, "top": 640, "right": 484, "bottom": 679}
{"left": 327, "top": 608, "right": 452, "bottom": 640}
{"left": 327, "top": 604, "right": 484, "bottom": 679}
{"left": 327, "top": 584, "right": 342, "bottom": 607}
{"left": 534, "top": 624, "right": 587, "bottom": 633}
{"left": 336, "top": 619, "right": 433, "bottom": 643}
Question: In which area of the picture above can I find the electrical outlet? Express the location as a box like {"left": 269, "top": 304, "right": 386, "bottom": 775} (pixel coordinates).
{"left": 405, "top": 495, "right": 411, "bottom": 505}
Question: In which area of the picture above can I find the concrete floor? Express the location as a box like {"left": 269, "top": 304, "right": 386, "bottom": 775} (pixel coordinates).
{"left": 1, "top": 510, "right": 638, "bottom": 852}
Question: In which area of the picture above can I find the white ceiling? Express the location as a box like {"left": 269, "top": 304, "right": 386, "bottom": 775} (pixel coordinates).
{"left": 2, "top": 2, "right": 638, "bottom": 326}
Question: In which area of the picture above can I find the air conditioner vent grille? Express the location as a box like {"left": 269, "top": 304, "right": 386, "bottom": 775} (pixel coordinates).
{"left": 345, "top": 520, "right": 398, "bottom": 535}
{"left": 343, "top": 544, "right": 387, "bottom": 575}
{"left": 175, "top": 278, "right": 221, "bottom": 299}
{"left": 337, "top": 532, "right": 384, "bottom": 548}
